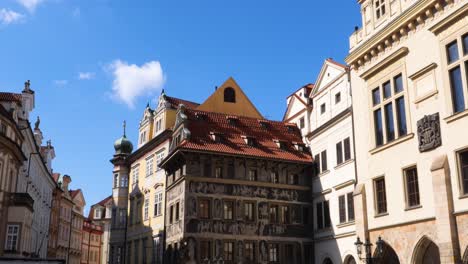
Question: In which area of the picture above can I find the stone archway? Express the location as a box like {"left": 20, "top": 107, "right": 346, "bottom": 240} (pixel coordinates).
{"left": 412, "top": 236, "right": 440, "bottom": 264}
{"left": 374, "top": 242, "right": 400, "bottom": 264}
{"left": 344, "top": 255, "right": 357, "bottom": 264}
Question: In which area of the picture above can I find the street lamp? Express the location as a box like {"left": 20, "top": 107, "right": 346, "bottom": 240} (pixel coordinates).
{"left": 355, "top": 236, "right": 384, "bottom": 264}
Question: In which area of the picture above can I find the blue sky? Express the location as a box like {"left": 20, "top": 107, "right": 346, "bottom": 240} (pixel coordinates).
{"left": 0, "top": 0, "right": 361, "bottom": 213}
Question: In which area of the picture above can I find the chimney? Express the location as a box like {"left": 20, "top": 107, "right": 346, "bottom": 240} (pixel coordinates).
{"left": 62, "top": 175, "right": 72, "bottom": 193}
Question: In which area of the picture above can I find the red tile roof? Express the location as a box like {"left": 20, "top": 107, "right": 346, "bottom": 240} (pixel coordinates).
{"left": 88, "top": 195, "right": 112, "bottom": 219}
{"left": 97, "top": 195, "right": 112, "bottom": 206}
{"left": 165, "top": 96, "right": 199, "bottom": 109}
{"left": 174, "top": 109, "right": 313, "bottom": 163}
{"left": 69, "top": 189, "right": 81, "bottom": 198}
{"left": 0, "top": 92, "right": 22, "bottom": 103}
{"left": 287, "top": 83, "right": 314, "bottom": 99}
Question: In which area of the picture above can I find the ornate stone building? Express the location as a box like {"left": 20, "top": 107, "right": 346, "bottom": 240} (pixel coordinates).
{"left": 160, "top": 78, "right": 314, "bottom": 264}
{"left": 81, "top": 219, "right": 103, "bottom": 264}
{"left": 346, "top": 0, "right": 468, "bottom": 263}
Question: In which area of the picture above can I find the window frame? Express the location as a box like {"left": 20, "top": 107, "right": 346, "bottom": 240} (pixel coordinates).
{"left": 373, "top": 176, "right": 388, "bottom": 216}
{"left": 456, "top": 147, "right": 468, "bottom": 197}
{"left": 223, "top": 200, "right": 235, "bottom": 221}
{"left": 369, "top": 71, "right": 409, "bottom": 148}
{"left": 443, "top": 33, "right": 468, "bottom": 115}
{"left": 403, "top": 165, "right": 421, "bottom": 209}
{"left": 244, "top": 201, "right": 255, "bottom": 222}
{"left": 198, "top": 198, "right": 211, "bottom": 219}
{"left": 5, "top": 224, "right": 20, "bottom": 251}
{"left": 374, "top": 0, "right": 387, "bottom": 21}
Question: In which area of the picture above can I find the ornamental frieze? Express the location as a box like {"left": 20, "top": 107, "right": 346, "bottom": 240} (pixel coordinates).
{"left": 417, "top": 113, "right": 441, "bottom": 152}
{"left": 188, "top": 181, "right": 302, "bottom": 202}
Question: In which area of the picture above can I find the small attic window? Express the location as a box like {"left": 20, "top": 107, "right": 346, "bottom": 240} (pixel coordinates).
{"left": 227, "top": 116, "right": 238, "bottom": 126}
{"left": 259, "top": 120, "right": 269, "bottom": 129}
{"left": 242, "top": 135, "right": 256, "bottom": 146}
{"left": 274, "top": 139, "right": 287, "bottom": 150}
{"left": 195, "top": 112, "right": 207, "bottom": 121}
{"left": 286, "top": 124, "right": 296, "bottom": 133}
{"left": 293, "top": 141, "right": 306, "bottom": 152}
{"left": 224, "top": 87, "right": 236, "bottom": 103}
{"left": 210, "top": 132, "right": 224, "bottom": 143}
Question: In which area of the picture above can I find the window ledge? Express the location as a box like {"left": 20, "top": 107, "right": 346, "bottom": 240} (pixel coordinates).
{"left": 370, "top": 133, "right": 414, "bottom": 155}
{"left": 404, "top": 205, "right": 422, "bottom": 211}
{"left": 337, "top": 221, "right": 355, "bottom": 228}
{"left": 334, "top": 159, "right": 354, "bottom": 170}
{"left": 315, "top": 227, "right": 333, "bottom": 234}
{"left": 318, "top": 170, "right": 330, "bottom": 177}
{"left": 413, "top": 90, "right": 438, "bottom": 104}
{"left": 459, "top": 193, "right": 468, "bottom": 200}
{"left": 374, "top": 212, "right": 389, "bottom": 218}
{"left": 444, "top": 109, "right": 468, "bottom": 124}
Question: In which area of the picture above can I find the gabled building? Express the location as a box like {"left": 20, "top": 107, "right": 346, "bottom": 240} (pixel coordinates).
{"left": 70, "top": 189, "right": 86, "bottom": 264}
{"left": 88, "top": 196, "right": 113, "bottom": 264}
{"left": 283, "top": 83, "right": 314, "bottom": 141}
{"left": 81, "top": 219, "right": 103, "bottom": 264}
{"left": 160, "top": 78, "right": 314, "bottom": 264}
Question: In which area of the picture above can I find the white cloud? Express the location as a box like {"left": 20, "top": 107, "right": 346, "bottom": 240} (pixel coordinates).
{"left": 0, "top": 9, "right": 24, "bottom": 25}
{"left": 53, "top": 80, "right": 68, "bottom": 87}
{"left": 78, "top": 72, "right": 95, "bottom": 80}
{"left": 108, "top": 60, "right": 165, "bottom": 108}
{"left": 16, "top": 0, "right": 44, "bottom": 13}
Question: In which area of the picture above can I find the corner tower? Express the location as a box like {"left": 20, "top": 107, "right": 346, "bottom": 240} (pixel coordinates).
{"left": 109, "top": 121, "right": 133, "bottom": 264}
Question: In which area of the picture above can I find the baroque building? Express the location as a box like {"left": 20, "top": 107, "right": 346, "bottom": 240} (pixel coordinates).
{"left": 0, "top": 81, "right": 56, "bottom": 259}
{"left": 285, "top": 59, "right": 359, "bottom": 264}
{"left": 160, "top": 78, "right": 314, "bottom": 264}
{"left": 345, "top": 0, "right": 468, "bottom": 263}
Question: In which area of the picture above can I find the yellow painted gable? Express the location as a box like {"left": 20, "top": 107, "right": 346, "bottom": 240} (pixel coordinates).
{"left": 196, "top": 77, "right": 263, "bottom": 119}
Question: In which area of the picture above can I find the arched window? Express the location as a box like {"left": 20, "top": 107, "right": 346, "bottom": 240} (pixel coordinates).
{"left": 224, "top": 87, "right": 236, "bottom": 103}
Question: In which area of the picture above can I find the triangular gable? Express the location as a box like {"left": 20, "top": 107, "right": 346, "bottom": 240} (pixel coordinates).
{"left": 72, "top": 190, "right": 86, "bottom": 208}
{"left": 282, "top": 94, "right": 308, "bottom": 121}
{"left": 196, "top": 77, "right": 263, "bottom": 119}
{"left": 311, "top": 59, "right": 347, "bottom": 96}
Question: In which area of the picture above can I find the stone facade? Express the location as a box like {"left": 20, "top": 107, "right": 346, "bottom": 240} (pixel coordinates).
{"left": 346, "top": 0, "right": 468, "bottom": 263}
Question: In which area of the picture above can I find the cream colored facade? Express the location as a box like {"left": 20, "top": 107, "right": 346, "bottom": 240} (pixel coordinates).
{"left": 346, "top": 0, "right": 468, "bottom": 263}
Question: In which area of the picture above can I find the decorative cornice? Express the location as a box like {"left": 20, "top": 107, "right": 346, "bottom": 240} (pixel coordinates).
{"left": 429, "top": 2, "right": 468, "bottom": 34}
{"left": 360, "top": 47, "right": 409, "bottom": 80}
{"left": 346, "top": 0, "right": 456, "bottom": 70}
{"left": 408, "top": 62, "right": 438, "bottom": 80}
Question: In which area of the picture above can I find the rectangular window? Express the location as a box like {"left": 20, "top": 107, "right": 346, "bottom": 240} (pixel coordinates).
{"left": 321, "top": 150, "right": 328, "bottom": 171}
{"left": 132, "top": 166, "right": 139, "bottom": 184}
{"left": 374, "top": 108, "right": 384, "bottom": 146}
{"left": 271, "top": 171, "right": 279, "bottom": 184}
{"left": 146, "top": 156, "right": 154, "bottom": 177}
{"left": 314, "top": 154, "right": 321, "bottom": 175}
{"left": 169, "top": 205, "right": 174, "bottom": 224}
{"left": 215, "top": 167, "right": 223, "bottom": 178}
{"left": 384, "top": 103, "right": 395, "bottom": 142}
{"left": 374, "top": 177, "right": 387, "bottom": 214}
{"left": 269, "top": 244, "right": 279, "bottom": 263}
{"left": 244, "top": 202, "right": 255, "bottom": 222}
{"left": 396, "top": 97, "right": 407, "bottom": 136}
{"left": 404, "top": 167, "right": 420, "bottom": 208}
{"left": 383, "top": 81, "right": 391, "bottom": 99}
{"left": 320, "top": 103, "right": 326, "bottom": 114}
{"left": 299, "top": 117, "right": 305, "bottom": 129}
{"left": 316, "top": 202, "right": 323, "bottom": 229}
{"left": 372, "top": 88, "right": 380, "bottom": 105}
{"left": 154, "top": 192, "right": 163, "bottom": 216}
{"left": 156, "top": 151, "right": 165, "bottom": 171}
{"left": 175, "top": 202, "right": 180, "bottom": 221}
{"left": 324, "top": 200, "right": 331, "bottom": 228}
{"left": 227, "top": 163, "right": 235, "bottom": 179}
{"left": 344, "top": 137, "right": 351, "bottom": 161}
{"left": 347, "top": 192, "right": 355, "bottom": 221}
{"left": 463, "top": 34, "right": 468, "bottom": 55}
{"left": 460, "top": 150, "right": 468, "bottom": 195}
{"left": 248, "top": 169, "right": 257, "bottom": 181}
{"left": 224, "top": 201, "right": 234, "bottom": 220}
{"left": 336, "top": 141, "right": 343, "bottom": 165}
{"left": 279, "top": 205, "right": 290, "bottom": 224}
{"left": 199, "top": 199, "right": 210, "bottom": 219}
{"left": 200, "top": 241, "right": 212, "bottom": 261}
{"left": 224, "top": 242, "right": 234, "bottom": 262}
{"left": 244, "top": 242, "right": 255, "bottom": 263}
{"left": 375, "top": 0, "right": 386, "bottom": 19}
{"left": 204, "top": 161, "right": 212, "bottom": 177}
{"left": 394, "top": 74, "right": 403, "bottom": 94}
{"left": 144, "top": 198, "right": 149, "bottom": 220}
{"left": 270, "top": 205, "right": 278, "bottom": 223}
{"left": 335, "top": 92, "right": 341, "bottom": 104}
{"left": 449, "top": 66, "right": 465, "bottom": 113}
{"left": 5, "top": 224, "right": 19, "bottom": 251}
{"left": 447, "top": 40, "right": 460, "bottom": 64}
{"left": 289, "top": 174, "right": 299, "bottom": 185}
{"left": 339, "top": 195, "right": 346, "bottom": 223}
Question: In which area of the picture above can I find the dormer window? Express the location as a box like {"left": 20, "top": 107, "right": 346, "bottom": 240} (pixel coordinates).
{"left": 286, "top": 124, "right": 296, "bottom": 133}
{"left": 320, "top": 103, "right": 326, "bottom": 114}
{"left": 375, "top": 0, "right": 386, "bottom": 20}
{"left": 94, "top": 208, "right": 101, "bottom": 219}
{"left": 210, "top": 132, "right": 224, "bottom": 143}
{"left": 293, "top": 142, "right": 306, "bottom": 152}
{"left": 227, "top": 116, "right": 238, "bottom": 126}
{"left": 259, "top": 120, "right": 269, "bottom": 129}
{"left": 242, "top": 135, "right": 256, "bottom": 146}
{"left": 274, "top": 139, "right": 287, "bottom": 150}
{"left": 224, "top": 87, "right": 236, "bottom": 103}
{"left": 196, "top": 112, "right": 207, "bottom": 121}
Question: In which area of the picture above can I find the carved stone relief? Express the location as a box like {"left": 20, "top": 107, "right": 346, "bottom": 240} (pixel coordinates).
{"left": 417, "top": 113, "right": 441, "bottom": 152}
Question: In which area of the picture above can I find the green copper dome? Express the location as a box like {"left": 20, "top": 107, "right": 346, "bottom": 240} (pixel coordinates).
{"left": 114, "top": 121, "right": 133, "bottom": 155}
{"left": 114, "top": 135, "right": 133, "bottom": 155}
